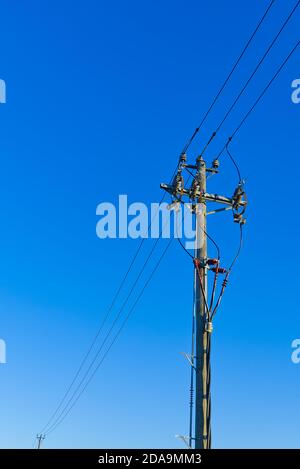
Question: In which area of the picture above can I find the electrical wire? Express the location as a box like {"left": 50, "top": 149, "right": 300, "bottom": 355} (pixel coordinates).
{"left": 31, "top": 438, "right": 37, "bottom": 449}
{"left": 181, "top": 0, "right": 276, "bottom": 154}
{"left": 43, "top": 231, "right": 165, "bottom": 435}
{"left": 39, "top": 158, "right": 182, "bottom": 435}
{"left": 175, "top": 200, "right": 221, "bottom": 261}
{"left": 181, "top": 1, "right": 300, "bottom": 447}
{"left": 206, "top": 332, "right": 212, "bottom": 448}
{"left": 211, "top": 224, "right": 243, "bottom": 320}
{"left": 208, "top": 264, "right": 220, "bottom": 313}
{"left": 194, "top": 260, "right": 210, "bottom": 317}
{"left": 42, "top": 212, "right": 173, "bottom": 435}
{"left": 176, "top": 208, "right": 194, "bottom": 260}
{"left": 173, "top": 170, "right": 222, "bottom": 323}
{"left": 188, "top": 265, "right": 196, "bottom": 448}
{"left": 44, "top": 238, "right": 173, "bottom": 436}
{"left": 200, "top": 0, "right": 300, "bottom": 156}
{"left": 39, "top": 230, "right": 149, "bottom": 434}
{"left": 228, "top": 223, "right": 244, "bottom": 273}
{"left": 231, "top": 38, "right": 300, "bottom": 139}
{"left": 215, "top": 35, "right": 300, "bottom": 163}
{"left": 226, "top": 139, "right": 242, "bottom": 183}
{"left": 173, "top": 205, "right": 198, "bottom": 447}
{"left": 203, "top": 229, "right": 221, "bottom": 262}
{"left": 37, "top": 0, "right": 284, "bottom": 441}
{"left": 181, "top": 174, "right": 222, "bottom": 260}
{"left": 39, "top": 209, "right": 165, "bottom": 434}
{"left": 216, "top": 0, "right": 299, "bottom": 133}
{"left": 40, "top": 4, "right": 280, "bottom": 434}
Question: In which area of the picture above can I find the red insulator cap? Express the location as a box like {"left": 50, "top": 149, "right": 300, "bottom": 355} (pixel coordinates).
{"left": 207, "top": 258, "right": 218, "bottom": 266}
{"left": 212, "top": 267, "right": 227, "bottom": 274}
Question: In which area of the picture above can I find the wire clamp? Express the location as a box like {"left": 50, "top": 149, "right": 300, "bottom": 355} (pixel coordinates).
{"left": 205, "top": 322, "right": 213, "bottom": 333}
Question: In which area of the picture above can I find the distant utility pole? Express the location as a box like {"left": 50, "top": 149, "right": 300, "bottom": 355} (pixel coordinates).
{"left": 36, "top": 434, "right": 45, "bottom": 449}
{"left": 161, "top": 152, "right": 246, "bottom": 449}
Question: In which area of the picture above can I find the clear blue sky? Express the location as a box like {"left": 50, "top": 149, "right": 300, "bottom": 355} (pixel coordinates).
{"left": 0, "top": 0, "right": 299, "bottom": 449}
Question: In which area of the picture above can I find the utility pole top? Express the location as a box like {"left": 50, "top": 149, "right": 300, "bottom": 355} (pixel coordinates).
{"left": 36, "top": 434, "right": 45, "bottom": 450}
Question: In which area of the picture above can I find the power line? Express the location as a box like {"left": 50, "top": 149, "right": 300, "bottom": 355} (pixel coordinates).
{"left": 226, "top": 141, "right": 242, "bottom": 183}
{"left": 196, "top": 24, "right": 300, "bottom": 331}
{"left": 45, "top": 235, "right": 163, "bottom": 432}
{"left": 188, "top": 265, "right": 196, "bottom": 448}
{"left": 41, "top": 230, "right": 164, "bottom": 435}
{"left": 181, "top": 0, "right": 276, "bottom": 154}
{"left": 176, "top": 211, "right": 221, "bottom": 261}
{"left": 41, "top": 217, "right": 173, "bottom": 435}
{"left": 201, "top": 0, "right": 300, "bottom": 156}
{"left": 37, "top": 0, "right": 282, "bottom": 443}
{"left": 231, "top": 37, "right": 300, "bottom": 138}
{"left": 39, "top": 115, "right": 192, "bottom": 434}
{"left": 44, "top": 238, "right": 173, "bottom": 436}
{"left": 211, "top": 224, "right": 244, "bottom": 321}
{"left": 39, "top": 230, "right": 149, "bottom": 434}
{"left": 40, "top": 175, "right": 182, "bottom": 435}
{"left": 174, "top": 172, "right": 221, "bottom": 262}
{"left": 38, "top": 2, "right": 277, "bottom": 435}
{"left": 215, "top": 36, "right": 300, "bottom": 160}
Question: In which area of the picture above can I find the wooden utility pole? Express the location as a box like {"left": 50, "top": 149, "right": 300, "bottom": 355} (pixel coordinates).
{"left": 194, "top": 156, "right": 210, "bottom": 449}
{"left": 36, "top": 434, "right": 45, "bottom": 449}
{"left": 161, "top": 152, "right": 246, "bottom": 449}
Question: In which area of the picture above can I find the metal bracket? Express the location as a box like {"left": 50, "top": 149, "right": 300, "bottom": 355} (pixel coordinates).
{"left": 175, "top": 435, "right": 192, "bottom": 449}
{"left": 175, "top": 434, "right": 204, "bottom": 448}
{"left": 167, "top": 201, "right": 181, "bottom": 212}
{"left": 207, "top": 206, "right": 232, "bottom": 216}
{"left": 181, "top": 352, "right": 196, "bottom": 370}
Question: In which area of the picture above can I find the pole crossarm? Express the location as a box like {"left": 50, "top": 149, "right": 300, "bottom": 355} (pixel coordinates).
{"left": 203, "top": 192, "right": 246, "bottom": 207}
{"left": 160, "top": 183, "right": 247, "bottom": 211}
